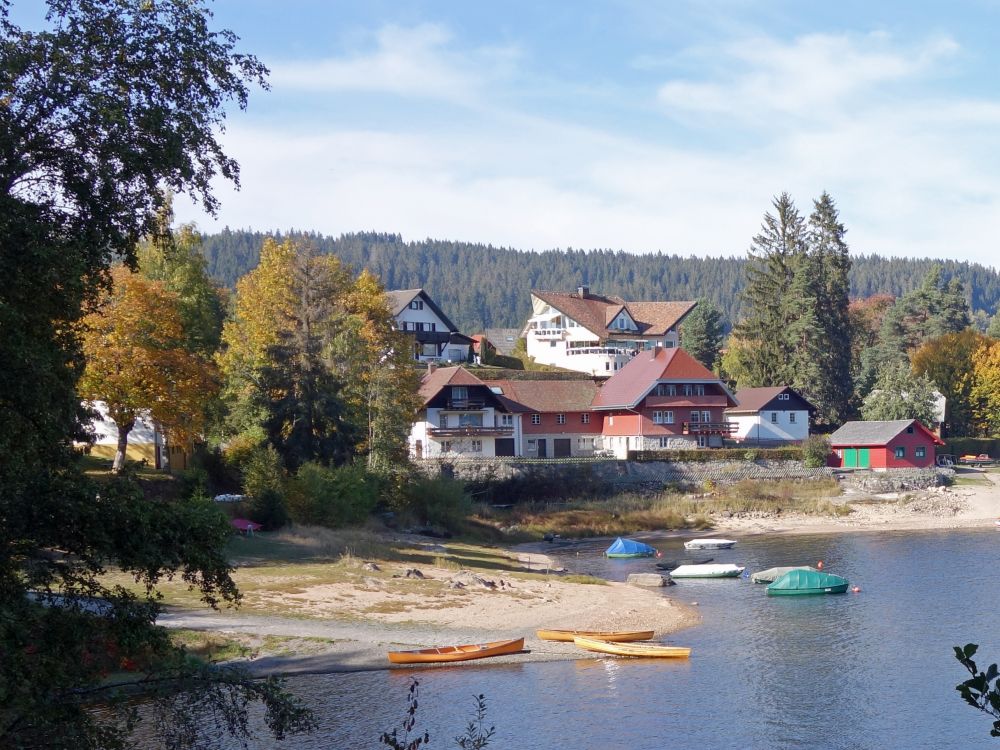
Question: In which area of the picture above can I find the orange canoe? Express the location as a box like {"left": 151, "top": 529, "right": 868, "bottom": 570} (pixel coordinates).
{"left": 536, "top": 629, "right": 655, "bottom": 643}
{"left": 388, "top": 638, "right": 524, "bottom": 665}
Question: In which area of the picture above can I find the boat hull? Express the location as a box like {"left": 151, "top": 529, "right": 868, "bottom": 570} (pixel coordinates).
{"left": 573, "top": 636, "right": 690, "bottom": 658}
{"left": 684, "top": 539, "right": 737, "bottom": 550}
{"left": 606, "top": 552, "right": 654, "bottom": 558}
{"left": 669, "top": 564, "right": 745, "bottom": 578}
{"left": 388, "top": 638, "right": 524, "bottom": 664}
{"left": 767, "top": 584, "right": 849, "bottom": 596}
{"left": 536, "top": 629, "right": 654, "bottom": 643}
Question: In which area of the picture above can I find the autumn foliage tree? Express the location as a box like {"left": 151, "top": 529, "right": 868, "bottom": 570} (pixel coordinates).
{"left": 912, "top": 329, "right": 990, "bottom": 437}
{"left": 970, "top": 339, "right": 1000, "bottom": 436}
{"left": 79, "top": 267, "right": 218, "bottom": 472}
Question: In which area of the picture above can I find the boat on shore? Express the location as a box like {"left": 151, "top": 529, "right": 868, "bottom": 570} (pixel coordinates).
{"left": 536, "top": 629, "right": 654, "bottom": 643}
{"left": 573, "top": 636, "right": 691, "bottom": 658}
{"left": 751, "top": 566, "right": 818, "bottom": 584}
{"left": 684, "top": 538, "right": 737, "bottom": 550}
{"left": 605, "top": 537, "right": 657, "bottom": 558}
{"left": 669, "top": 563, "right": 745, "bottom": 578}
{"left": 388, "top": 638, "right": 525, "bottom": 664}
{"left": 766, "top": 569, "right": 849, "bottom": 596}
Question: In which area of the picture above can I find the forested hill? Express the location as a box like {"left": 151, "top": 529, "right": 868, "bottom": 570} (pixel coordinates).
{"left": 200, "top": 229, "right": 1000, "bottom": 334}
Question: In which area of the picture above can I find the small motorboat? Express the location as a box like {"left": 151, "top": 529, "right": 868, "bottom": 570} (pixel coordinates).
{"left": 387, "top": 638, "right": 524, "bottom": 664}
{"left": 605, "top": 537, "right": 657, "bottom": 558}
{"left": 750, "top": 566, "right": 817, "bottom": 584}
{"left": 536, "top": 629, "right": 655, "bottom": 643}
{"left": 669, "top": 563, "right": 745, "bottom": 578}
{"left": 573, "top": 636, "right": 690, "bottom": 658}
{"left": 766, "top": 569, "right": 849, "bottom": 596}
{"left": 684, "top": 538, "right": 737, "bottom": 550}
{"left": 655, "top": 556, "right": 713, "bottom": 570}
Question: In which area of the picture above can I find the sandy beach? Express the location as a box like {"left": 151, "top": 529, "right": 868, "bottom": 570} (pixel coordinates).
{"left": 160, "top": 469, "right": 1000, "bottom": 676}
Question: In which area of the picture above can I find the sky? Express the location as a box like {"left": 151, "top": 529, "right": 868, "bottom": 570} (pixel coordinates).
{"left": 45, "top": 1, "right": 1000, "bottom": 265}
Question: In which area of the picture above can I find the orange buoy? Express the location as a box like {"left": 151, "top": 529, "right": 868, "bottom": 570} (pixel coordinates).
{"left": 817, "top": 560, "right": 824, "bottom": 570}
{"left": 851, "top": 586, "right": 861, "bottom": 593}
{"left": 656, "top": 551, "right": 663, "bottom": 558}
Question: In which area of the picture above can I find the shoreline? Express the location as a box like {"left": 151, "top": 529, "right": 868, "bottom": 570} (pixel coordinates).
{"left": 165, "top": 472, "right": 999, "bottom": 677}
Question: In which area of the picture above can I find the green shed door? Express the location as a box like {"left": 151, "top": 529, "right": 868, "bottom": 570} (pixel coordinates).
{"left": 843, "top": 448, "right": 858, "bottom": 468}
{"left": 858, "top": 448, "right": 870, "bottom": 468}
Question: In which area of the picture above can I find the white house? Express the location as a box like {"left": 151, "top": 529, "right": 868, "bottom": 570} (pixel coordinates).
{"left": 387, "top": 288, "right": 474, "bottom": 363}
{"left": 726, "top": 386, "right": 813, "bottom": 444}
{"left": 521, "top": 287, "right": 696, "bottom": 376}
{"left": 78, "top": 400, "right": 181, "bottom": 468}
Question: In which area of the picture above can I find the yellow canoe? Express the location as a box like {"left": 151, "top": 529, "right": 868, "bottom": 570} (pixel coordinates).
{"left": 536, "top": 629, "right": 655, "bottom": 643}
{"left": 573, "top": 636, "right": 691, "bottom": 658}
{"left": 388, "top": 637, "right": 524, "bottom": 665}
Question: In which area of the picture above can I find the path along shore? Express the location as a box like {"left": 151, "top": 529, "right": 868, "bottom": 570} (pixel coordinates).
{"left": 158, "top": 470, "right": 1000, "bottom": 676}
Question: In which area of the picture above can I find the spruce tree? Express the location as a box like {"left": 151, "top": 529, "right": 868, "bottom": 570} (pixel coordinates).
{"left": 680, "top": 298, "right": 725, "bottom": 369}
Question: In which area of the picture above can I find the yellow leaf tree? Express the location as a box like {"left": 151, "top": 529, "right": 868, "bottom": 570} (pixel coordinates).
{"left": 80, "top": 266, "right": 218, "bottom": 472}
{"left": 970, "top": 339, "right": 1000, "bottom": 436}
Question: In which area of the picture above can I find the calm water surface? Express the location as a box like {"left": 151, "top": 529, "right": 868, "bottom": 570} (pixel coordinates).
{"left": 242, "top": 529, "right": 1000, "bottom": 749}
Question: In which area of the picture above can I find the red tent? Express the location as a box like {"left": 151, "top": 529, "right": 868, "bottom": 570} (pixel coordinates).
{"left": 230, "top": 518, "right": 262, "bottom": 535}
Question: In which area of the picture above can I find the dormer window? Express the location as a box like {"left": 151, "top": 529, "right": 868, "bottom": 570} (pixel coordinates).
{"left": 409, "top": 299, "right": 424, "bottom": 310}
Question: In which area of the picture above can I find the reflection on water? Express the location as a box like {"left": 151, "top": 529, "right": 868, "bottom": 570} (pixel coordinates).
{"left": 220, "top": 530, "right": 1000, "bottom": 749}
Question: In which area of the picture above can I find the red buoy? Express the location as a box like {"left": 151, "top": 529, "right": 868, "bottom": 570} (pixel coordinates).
{"left": 851, "top": 586, "right": 861, "bottom": 593}
{"left": 817, "top": 560, "right": 824, "bottom": 570}
{"left": 656, "top": 551, "right": 663, "bottom": 558}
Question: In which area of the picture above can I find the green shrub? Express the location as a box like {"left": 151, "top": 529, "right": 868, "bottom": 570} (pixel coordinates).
{"left": 239, "top": 445, "right": 285, "bottom": 498}
{"left": 403, "top": 475, "right": 471, "bottom": 531}
{"left": 247, "top": 488, "right": 289, "bottom": 530}
{"left": 286, "top": 463, "right": 378, "bottom": 528}
{"left": 801, "top": 435, "right": 832, "bottom": 468}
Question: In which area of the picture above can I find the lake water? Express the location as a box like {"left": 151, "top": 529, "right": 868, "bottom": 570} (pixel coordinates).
{"left": 237, "top": 529, "right": 1000, "bottom": 749}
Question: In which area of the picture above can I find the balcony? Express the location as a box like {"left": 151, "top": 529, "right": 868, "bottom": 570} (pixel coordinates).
{"left": 565, "top": 347, "right": 636, "bottom": 358}
{"left": 428, "top": 426, "right": 514, "bottom": 438}
{"left": 445, "top": 398, "right": 486, "bottom": 410}
{"left": 645, "top": 394, "right": 729, "bottom": 408}
{"left": 530, "top": 327, "right": 565, "bottom": 339}
{"left": 682, "top": 421, "right": 737, "bottom": 436}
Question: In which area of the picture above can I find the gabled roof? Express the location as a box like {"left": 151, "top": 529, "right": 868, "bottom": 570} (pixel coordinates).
{"left": 417, "top": 366, "right": 487, "bottom": 405}
{"left": 828, "top": 419, "right": 945, "bottom": 446}
{"left": 482, "top": 327, "right": 520, "bottom": 356}
{"left": 591, "top": 347, "right": 737, "bottom": 409}
{"left": 531, "top": 290, "right": 696, "bottom": 338}
{"left": 484, "top": 378, "right": 600, "bottom": 413}
{"left": 726, "top": 386, "right": 816, "bottom": 414}
{"left": 386, "top": 288, "right": 459, "bottom": 333}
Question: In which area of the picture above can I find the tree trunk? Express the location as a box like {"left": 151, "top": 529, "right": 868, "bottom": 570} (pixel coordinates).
{"left": 112, "top": 418, "right": 135, "bottom": 473}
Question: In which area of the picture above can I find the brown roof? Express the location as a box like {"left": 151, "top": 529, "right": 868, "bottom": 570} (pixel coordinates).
{"left": 484, "top": 378, "right": 600, "bottom": 413}
{"left": 591, "top": 347, "right": 736, "bottom": 409}
{"left": 531, "top": 290, "right": 696, "bottom": 337}
{"left": 727, "top": 386, "right": 788, "bottom": 414}
{"left": 417, "top": 366, "right": 487, "bottom": 405}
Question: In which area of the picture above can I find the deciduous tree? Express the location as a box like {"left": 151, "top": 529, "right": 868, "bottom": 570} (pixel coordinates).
{"left": 970, "top": 339, "right": 1000, "bottom": 436}
{"left": 912, "top": 329, "right": 989, "bottom": 437}
{"left": 861, "top": 361, "right": 939, "bottom": 426}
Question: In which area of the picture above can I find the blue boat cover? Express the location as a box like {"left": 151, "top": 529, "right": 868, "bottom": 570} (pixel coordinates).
{"left": 605, "top": 537, "right": 656, "bottom": 556}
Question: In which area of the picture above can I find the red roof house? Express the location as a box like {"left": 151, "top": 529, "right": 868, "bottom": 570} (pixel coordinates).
{"left": 827, "top": 419, "right": 944, "bottom": 469}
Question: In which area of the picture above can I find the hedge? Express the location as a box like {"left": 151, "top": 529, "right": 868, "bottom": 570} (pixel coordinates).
{"left": 941, "top": 438, "right": 1000, "bottom": 458}
{"left": 628, "top": 447, "right": 803, "bottom": 462}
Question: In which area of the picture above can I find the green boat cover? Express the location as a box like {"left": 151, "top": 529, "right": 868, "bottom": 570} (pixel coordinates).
{"left": 750, "top": 565, "right": 817, "bottom": 584}
{"left": 604, "top": 537, "right": 656, "bottom": 557}
{"left": 767, "top": 569, "right": 849, "bottom": 594}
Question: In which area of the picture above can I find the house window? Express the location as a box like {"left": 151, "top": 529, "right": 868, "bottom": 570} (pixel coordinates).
{"left": 581, "top": 413, "right": 590, "bottom": 424}
{"left": 430, "top": 323, "right": 437, "bottom": 332}
{"left": 471, "top": 440, "right": 483, "bottom": 452}
{"left": 458, "top": 414, "right": 482, "bottom": 427}
{"left": 653, "top": 411, "right": 675, "bottom": 425}
{"left": 578, "top": 437, "right": 594, "bottom": 448}
{"left": 653, "top": 411, "right": 663, "bottom": 424}
{"left": 498, "top": 414, "right": 513, "bottom": 427}
{"left": 531, "top": 414, "right": 541, "bottom": 425}
{"left": 409, "top": 300, "right": 424, "bottom": 310}
{"left": 664, "top": 340, "right": 675, "bottom": 348}
{"left": 452, "top": 386, "right": 468, "bottom": 401}
{"left": 697, "top": 435, "right": 709, "bottom": 447}
{"left": 778, "top": 393, "right": 789, "bottom": 401}
{"left": 659, "top": 437, "right": 670, "bottom": 448}
{"left": 916, "top": 446, "right": 926, "bottom": 458}
{"left": 701, "top": 411, "right": 711, "bottom": 423}
{"left": 895, "top": 446, "right": 906, "bottom": 459}
{"left": 683, "top": 384, "right": 693, "bottom": 396}
{"left": 789, "top": 412, "right": 796, "bottom": 424}
{"left": 771, "top": 412, "right": 778, "bottom": 423}
{"left": 550, "top": 341, "right": 557, "bottom": 347}
{"left": 690, "top": 411, "right": 700, "bottom": 424}
{"left": 441, "top": 441, "right": 452, "bottom": 452}
{"left": 695, "top": 384, "right": 705, "bottom": 396}
{"left": 906, "top": 425, "right": 914, "bottom": 433}
{"left": 439, "top": 414, "right": 450, "bottom": 428}
{"left": 527, "top": 439, "right": 536, "bottom": 448}
{"left": 556, "top": 414, "right": 566, "bottom": 425}
{"left": 605, "top": 362, "right": 611, "bottom": 371}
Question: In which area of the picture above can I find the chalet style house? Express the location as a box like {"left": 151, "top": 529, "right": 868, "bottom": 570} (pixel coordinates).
{"left": 387, "top": 288, "right": 474, "bottom": 363}
{"left": 521, "top": 287, "right": 697, "bottom": 375}
{"left": 726, "top": 386, "right": 814, "bottom": 444}
{"left": 410, "top": 346, "right": 738, "bottom": 459}
{"left": 591, "top": 346, "right": 738, "bottom": 454}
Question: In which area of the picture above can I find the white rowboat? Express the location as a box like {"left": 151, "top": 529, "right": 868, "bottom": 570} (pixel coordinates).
{"left": 669, "top": 563, "right": 745, "bottom": 578}
{"left": 684, "top": 538, "right": 737, "bottom": 550}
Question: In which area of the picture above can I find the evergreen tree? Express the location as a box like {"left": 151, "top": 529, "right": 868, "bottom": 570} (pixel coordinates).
{"left": 733, "top": 193, "right": 806, "bottom": 387}
{"left": 989, "top": 313, "right": 1000, "bottom": 339}
{"left": 680, "top": 298, "right": 725, "bottom": 368}
{"left": 861, "top": 361, "right": 939, "bottom": 426}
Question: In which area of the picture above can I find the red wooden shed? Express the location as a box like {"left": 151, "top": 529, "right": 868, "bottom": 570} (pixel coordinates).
{"left": 827, "top": 419, "right": 944, "bottom": 469}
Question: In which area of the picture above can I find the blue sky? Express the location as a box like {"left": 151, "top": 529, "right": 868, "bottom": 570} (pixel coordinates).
{"left": 30, "top": 1, "right": 1000, "bottom": 265}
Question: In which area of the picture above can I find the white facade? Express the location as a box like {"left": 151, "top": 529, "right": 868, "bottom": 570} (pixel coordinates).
{"left": 409, "top": 406, "right": 523, "bottom": 458}
{"left": 80, "top": 400, "right": 166, "bottom": 466}
{"left": 730, "top": 411, "right": 810, "bottom": 443}
{"left": 393, "top": 295, "right": 470, "bottom": 362}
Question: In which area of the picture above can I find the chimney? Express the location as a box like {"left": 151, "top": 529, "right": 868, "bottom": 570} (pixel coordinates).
{"left": 577, "top": 285, "right": 589, "bottom": 298}
{"left": 651, "top": 345, "right": 662, "bottom": 359}
{"left": 427, "top": 361, "right": 438, "bottom": 374}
